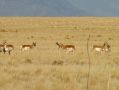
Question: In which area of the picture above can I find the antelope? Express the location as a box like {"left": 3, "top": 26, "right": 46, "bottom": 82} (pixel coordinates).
{"left": 3, "top": 42, "right": 14, "bottom": 55}
{"left": 56, "top": 42, "right": 75, "bottom": 53}
{"left": 93, "top": 42, "right": 106, "bottom": 53}
{"left": 20, "top": 42, "right": 36, "bottom": 51}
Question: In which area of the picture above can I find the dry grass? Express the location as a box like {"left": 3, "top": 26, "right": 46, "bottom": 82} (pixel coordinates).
{"left": 0, "top": 17, "right": 118, "bottom": 90}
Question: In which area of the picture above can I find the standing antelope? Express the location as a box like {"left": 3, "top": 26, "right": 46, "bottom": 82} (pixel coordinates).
{"left": 20, "top": 42, "right": 36, "bottom": 51}
{"left": 92, "top": 42, "right": 106, "bottom": 53}
{"left": 3, "top": 42, "right": 14, "bottom": 55}
{"left": 56, "top": 42, "right": 75, "bottom": 53}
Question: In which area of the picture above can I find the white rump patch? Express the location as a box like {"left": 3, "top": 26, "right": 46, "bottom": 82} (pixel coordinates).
{"left": 21, "top": 46, "right": 30, "bottom": 51}
{"left": 94, "top": 48, "right": 103, "bottom": 52}
{"left": 66, "top": 48, "right": 74, "bottom": 53}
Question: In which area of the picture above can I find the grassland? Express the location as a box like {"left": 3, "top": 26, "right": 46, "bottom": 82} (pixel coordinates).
{"left": 0, "top": 17, "right": 119, "bottom": 90}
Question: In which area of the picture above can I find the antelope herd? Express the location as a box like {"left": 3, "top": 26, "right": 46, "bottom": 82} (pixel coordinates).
{"left": 0, "top": 41, "right": 36, "bottom": 55}
{"left": 0, "top": 41, "right": 111, "bottom": 55}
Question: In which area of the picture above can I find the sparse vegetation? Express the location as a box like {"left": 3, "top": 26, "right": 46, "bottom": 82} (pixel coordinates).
{"left": 0, "top": 17, "right": 118, "bottom": 90}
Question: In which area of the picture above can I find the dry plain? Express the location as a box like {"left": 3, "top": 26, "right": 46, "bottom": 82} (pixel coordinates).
{"left": 0, "top": 17, "right": 119, "bottom": 90}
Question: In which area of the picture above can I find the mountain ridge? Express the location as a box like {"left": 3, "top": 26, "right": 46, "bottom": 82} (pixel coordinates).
{"left": 0, "top": 0, "right": 88, "bottom": 16}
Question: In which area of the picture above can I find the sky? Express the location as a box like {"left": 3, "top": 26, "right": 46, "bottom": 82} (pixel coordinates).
{"left": 0, "top": 0, "right": 119, "bottom": 16}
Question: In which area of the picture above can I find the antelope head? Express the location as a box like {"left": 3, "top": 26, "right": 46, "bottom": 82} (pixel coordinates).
{"left": 32, "top": 42, "right": 36, "bottom": 47}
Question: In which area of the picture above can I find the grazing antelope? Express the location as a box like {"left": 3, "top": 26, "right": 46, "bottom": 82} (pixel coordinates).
{"left": 93, "top": 42, "right": 106, "bottom": 53}
{"left": 56, "top": 42, "right": 75, "bottom": 53}
{"left": 20, "top": 42, "right": 36, "bottom": 51}
{"left": 3, "top": 42, "right": 14, "bottom": 55}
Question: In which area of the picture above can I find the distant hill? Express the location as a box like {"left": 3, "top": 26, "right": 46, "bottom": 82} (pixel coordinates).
{"left": 68, "top": 0, "right": 119, "bottom": 16}
{"left": 1, "top": 0, "right": 118, "bottom": 16}
{"left": 0, "top": 0, "right": 88, "bottom": 16}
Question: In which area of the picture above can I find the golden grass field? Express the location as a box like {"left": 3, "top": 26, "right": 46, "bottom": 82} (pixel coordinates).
{"left": 0, "top": 17, "right": 119, "bottom": 90}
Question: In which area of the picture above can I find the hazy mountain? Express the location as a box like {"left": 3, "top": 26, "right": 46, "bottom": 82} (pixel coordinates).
{"left": 0, "top": 0, "right": 119, "bottom": 16}
{"left": 0, "top": 0, "right": 88, "bottom": 16}
{"left": 68, "top": 0, "right": 119, "bottom": 16}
